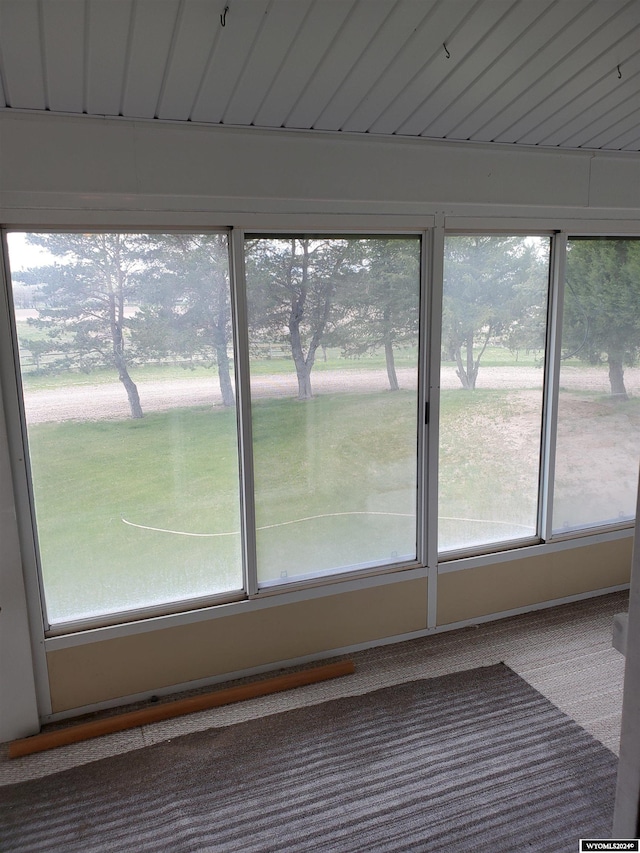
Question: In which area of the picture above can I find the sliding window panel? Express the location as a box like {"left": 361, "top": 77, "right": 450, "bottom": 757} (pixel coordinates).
{"left": 6, "top": 232, "right": 244, "bottom": 625}
{"left": 439, "top": 235, "right": 551, "bottom": 554}
{"left": 552, "top": 237, "right": 640, "bottom": 533}
{"left": 245, "top": 236, "right": 421, "bottom": 586}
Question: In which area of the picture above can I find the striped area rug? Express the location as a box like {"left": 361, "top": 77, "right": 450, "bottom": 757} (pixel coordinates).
{"left": 0, "top": 664, "right": 617, "bottom": 852}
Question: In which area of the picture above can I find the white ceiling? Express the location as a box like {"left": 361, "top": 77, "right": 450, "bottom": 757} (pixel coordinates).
{"left": 1, "top": 0, "right": 639, "bottom": 152}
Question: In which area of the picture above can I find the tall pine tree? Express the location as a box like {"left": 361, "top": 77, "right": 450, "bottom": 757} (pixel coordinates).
{"left": 19, "top": 233, "right": 146, "bottom": 418}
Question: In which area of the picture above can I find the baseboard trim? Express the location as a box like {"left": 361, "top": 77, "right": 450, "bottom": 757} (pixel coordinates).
{"left": 40, "top": 583, "right": 629, "bottom": 725}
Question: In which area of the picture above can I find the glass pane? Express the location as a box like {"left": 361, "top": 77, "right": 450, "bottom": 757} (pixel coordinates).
{"left": 439, "top": 235, "right": 550, "bottom": 553}
{"left": 245, "top": 236, "right": 421, "bottom": 585}
{"left": 553, "top": 237, "right": 640, "bottom": 532}
{"left": 6, "top": 232, "right": 243, "bottom": 624}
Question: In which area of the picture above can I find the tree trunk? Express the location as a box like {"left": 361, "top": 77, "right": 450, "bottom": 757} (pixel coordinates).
{"left": 454, "top": 346, "right": 473, "bottom": 389}
{"left": 289, "top": 301, "right": 314, "bottom": 400}
{"left": 116, "top": 358, "right": 143, "bottom": 419}
{"left": 112, "top": 321, "right": 143, "bottom": 419}
{"left": 295, "top": 364, "right": 313, "bottom": 400}
{"left": 285, "top": 238, "right": 337, "bottom": 401}
{"left": 466, "top": 331, "right": 475, "bottom": 388}
{"left": 454, "top": 331, "right": 477, "bottom": 389}
{"left": 288, "top": 241, "right": 317, "bottom": 400}
{"left": 454, "top": 327, "right": 492, "bottom": 391}
{"left": 211, "top": 271, "right": 235, "bottom": 407}
{"left": 384, "top": 340, "right": 399, "bottom": 391}
{"left": 608, "top": 354, "right": 628, "bottom": 400}
{"left": 214, "top": 337, "right": 235, "bottom": 407}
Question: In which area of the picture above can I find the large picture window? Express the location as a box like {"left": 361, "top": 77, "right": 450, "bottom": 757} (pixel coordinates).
{"left": 553, "top": 237, "right": 640, "bottom": 533}
{"left": 6, "top": 232, "right": 243, "bottom": 624}
{"left": 439, "top": 235, "right": 551, "bottom": 554}
{"left": 245, "top": 236, "right": 422, "bottom": 585}
{"left": 5, "top": 230, "right": 422, "bottom": 625}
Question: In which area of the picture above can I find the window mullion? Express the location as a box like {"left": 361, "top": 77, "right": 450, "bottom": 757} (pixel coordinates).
{"left": 424, "top": 224, "right": 444, "bottom": 567}
{"left": 229, "top": 228, "right": 259, "bottom": 597}
{"left": 539, "top": 232, "right": 567, "bottom": 542}
{"left": 0, "top": 229, "right": 51, "bottom": 720}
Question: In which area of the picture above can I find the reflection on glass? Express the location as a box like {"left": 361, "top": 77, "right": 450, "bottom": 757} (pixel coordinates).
{"left": 7, "top": 232, "right": 243, "bottom": 624}
{"left": 553, "top": 238, "right": 640, "bottom": 532}
{"left": 439, "top": 235, "right": 550, "bottom": 553}
{"left": 245, "top": 236, "right": 421, "bottom": 584}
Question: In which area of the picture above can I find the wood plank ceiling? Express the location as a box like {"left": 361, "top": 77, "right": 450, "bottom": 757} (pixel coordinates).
{"left": 0, "top": 0, "right": 639, "bottom": 152}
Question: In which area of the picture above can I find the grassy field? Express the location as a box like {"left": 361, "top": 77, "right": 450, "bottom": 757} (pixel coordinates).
{"left": 22, "top": 350, "right": 640, "bottom": 624}
{"left": 251, "top": 392, "right": 418, "bottom": 583}
{"left": 28, "top": 390, "right": 420, "bottom": 622}
{"left": 29, "top": 406, "right": 244, "bottom": 622}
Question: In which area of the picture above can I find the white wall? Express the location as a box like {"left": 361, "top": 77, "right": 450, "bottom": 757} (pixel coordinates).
{"left": 2, "top": 111, "right": 640, "bottom": 222}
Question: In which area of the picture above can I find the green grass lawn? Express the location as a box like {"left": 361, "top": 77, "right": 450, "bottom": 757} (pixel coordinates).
{"left": 29, "top": 406, "right": 244, "bottom": 622}
{"left": 28, "top": 380, "right": 548, "bottom": 623}
{"left": 24, "top": 354, "right": 639, "bottom": 623}
{"left": 28, "top": 390, "right": 420, "bottom": 622}
{"left": 251, "top": 392, "right": 418, "bottom": 582}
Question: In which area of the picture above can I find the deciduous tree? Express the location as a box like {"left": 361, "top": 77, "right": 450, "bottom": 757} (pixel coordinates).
{"left": 442, "top": 236, "right": 548, "bottom": 389}
{"left": 563, "top": 238, "right": 640, "bottom": 399}
{"left": 246, "top": 237, "right": 351, "bottom": 400}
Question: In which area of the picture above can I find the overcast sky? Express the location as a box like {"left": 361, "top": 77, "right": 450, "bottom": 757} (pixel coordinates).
{"left": 5, "top": 233, "right": 55, "bottom": 273}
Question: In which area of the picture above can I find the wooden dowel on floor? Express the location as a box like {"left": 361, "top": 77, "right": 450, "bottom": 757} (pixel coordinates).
{"left": 8, "top": 659, "right": 355, "bottom": 759}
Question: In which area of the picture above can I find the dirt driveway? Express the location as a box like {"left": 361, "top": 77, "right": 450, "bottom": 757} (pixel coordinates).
{"left": 22, "top": 365, "right": 640, "bottom": 424}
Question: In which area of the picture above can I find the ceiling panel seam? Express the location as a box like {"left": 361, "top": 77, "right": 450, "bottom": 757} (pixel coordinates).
{"left": 217, "top": 0, "right": 275, "bottom": 123}
{"left": 535, "top": 52, "right": 640, "bottom": 147}
{"left": 280, "top": 0, "right": 360, "bottom": 129}
{"left": 622, "top": 131, "right": 640, "bottom": 151}
{"left": 497, "top": 0, "right": 639, "bottom": 143}
{"left": 247, "top": 0, "right": 317, "bottom": 127}
{"left": 549, "top": 69, "right": 640, "bottom": 148}
{"left": 446, "top": 0, "right": 585, "bottom": 140}
{"left": 605, "top": 124, "right": 640, "bottom": 151}
{"left": 118, "top": 0, "right": 137, "bottom": 117}
{"left": 513, "top": 20, "right": 640, "bottom": 145}
{"left": 470, "top": 0, "right": 600, "bottom": 140}
{"left": 422, "top": 0, "right": 557, "bottom": 139}
{"left": 307, "top": 0, "right": 409, "bottom": 130}
{"left": 334, "top": 0, "right": 442, "bottom": 132}
{"left": 365, "top": 0, "right": 491, "bottom": 135}
{"left": 37, "top": 0, "right": 50, "bottom": 111}
{"left": 82, "top": 0, "right": 89, "bottom": 114}
{"left": 186, "top": 5, "right": 226, "bottom": 121}
{"left": 0, "top": 26, "right": 9, "bottom": 108}
{"left": 154, "top": 0, "right": 186, "bottom": 119}
{"left": 585, "top": 109, "right": 640, "bottom": 150}
{"left": 412, "top": 0, "right": 535, "bottom": 137}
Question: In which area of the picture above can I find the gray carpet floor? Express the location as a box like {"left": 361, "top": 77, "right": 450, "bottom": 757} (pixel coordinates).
{"left": 0, "top": 663, "right": 619, "bottom": 853}
{"left": 0, "top": 589, "right": 627, "bottom": 788}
